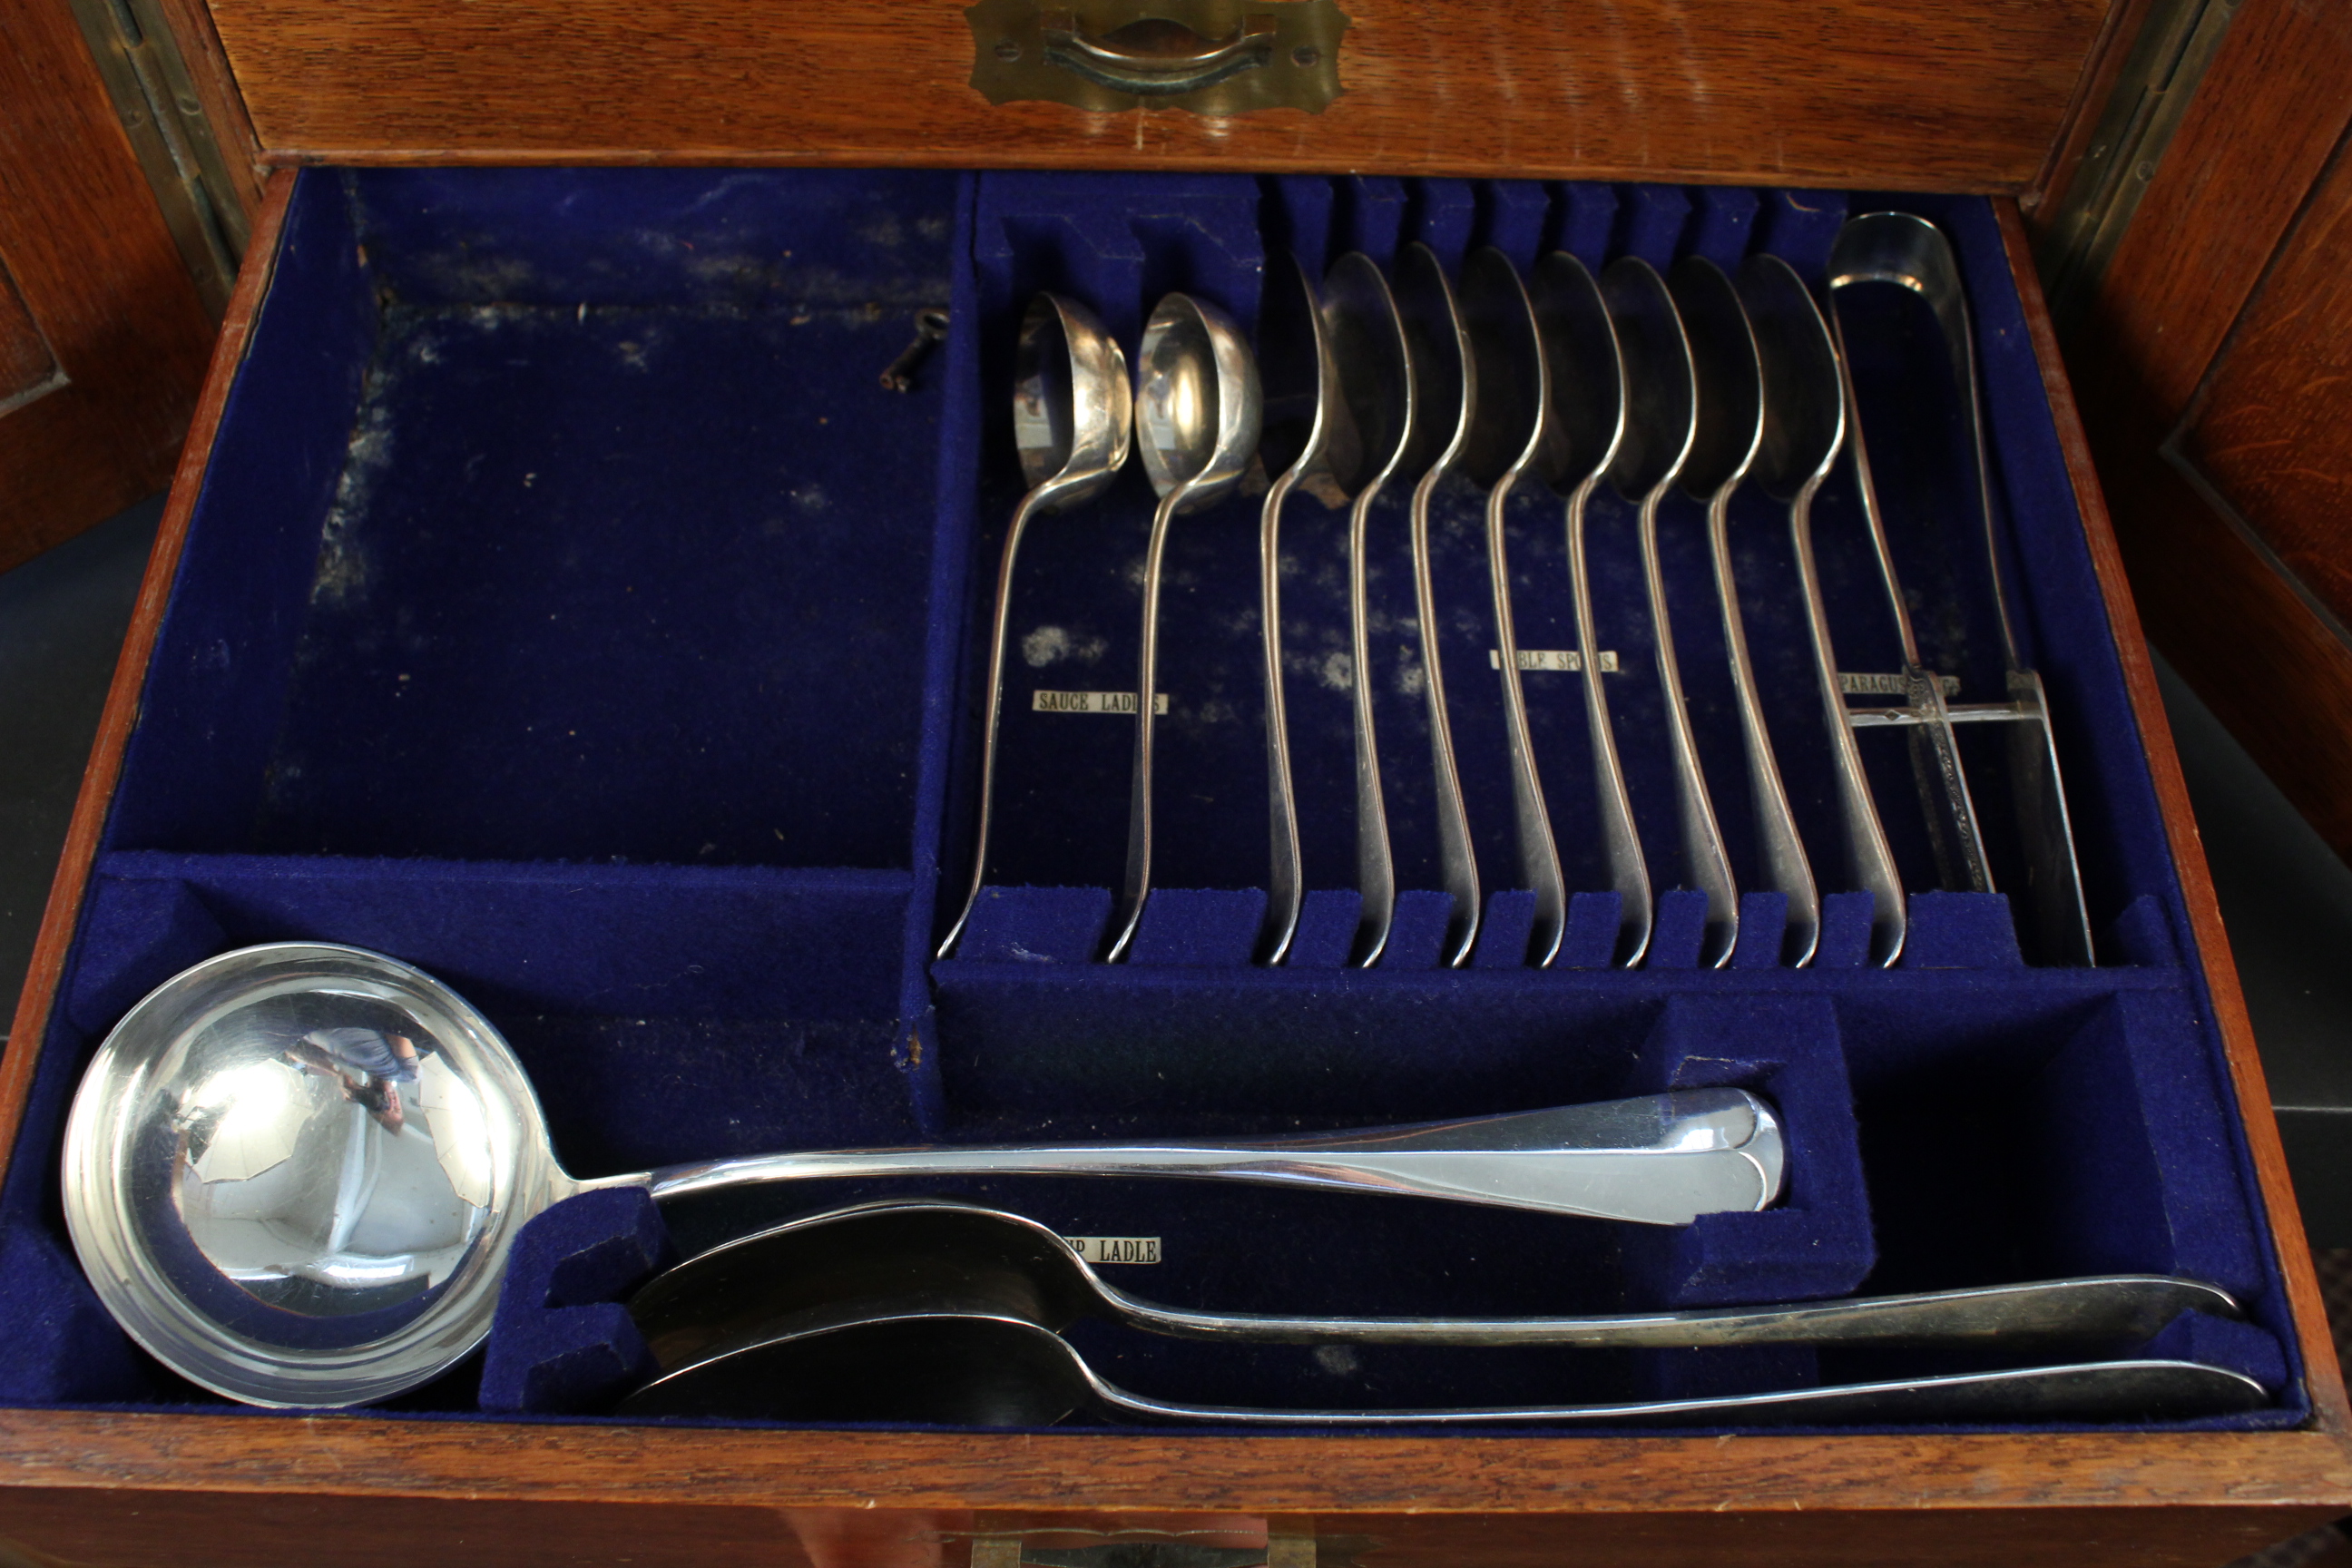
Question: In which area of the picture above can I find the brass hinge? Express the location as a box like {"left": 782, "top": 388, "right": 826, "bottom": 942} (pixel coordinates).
{"left": 64, "top": 0, "right": 252, "bottom": 319}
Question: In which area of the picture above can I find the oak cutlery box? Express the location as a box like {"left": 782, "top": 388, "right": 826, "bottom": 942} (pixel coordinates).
{"left": 4, "top": 3, "right": 2349, "bottom": 1563}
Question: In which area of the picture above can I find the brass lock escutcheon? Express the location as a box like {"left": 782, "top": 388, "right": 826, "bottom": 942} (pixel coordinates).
{"left": 965, "top": 0, "right": 1348, "bottom": 115}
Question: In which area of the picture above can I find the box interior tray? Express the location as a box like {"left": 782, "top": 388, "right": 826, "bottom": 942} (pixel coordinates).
{"left": 0, "top": 166, "right": 2304, "bottom": 1432}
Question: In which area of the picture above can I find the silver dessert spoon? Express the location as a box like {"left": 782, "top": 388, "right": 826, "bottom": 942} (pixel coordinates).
{"left": 1528, "top": 252, "right": 1651, "bottom": 966}
{"left": 1602, "top": 258, "right": 1739, "bottom": 967}
{"left": 1320, "top": 252, "right": 1416, "bottom": 966}
{"left": 1455, "top": 248, "right": 1569, "bottom": 967}
{"left": 1389, "top": 242, "right": 1484, "bottom": 966}
{"left": 1671, "top": 256, "right": 1821, "bottom": 966}
{"left": 1251, "top": 255, "right": 1369, "bottom": 964}
{"left": 620, "top": 1301, "right": 2266, "bottom": 1426}
{"left": 1105, "top": 294, "right": 1261, "bottom": 964}
{"left": 629, "top": 1197, "right": 2243, "bottom": 1366}
{"left": 62, "top": 942, "right": 1777, "bottom": 1408}
{"left": 938, "top": 294, "right": 1132, "bottom": 959}
{"left": 1737, "top": 254, "right": 1906, "bottom": 966}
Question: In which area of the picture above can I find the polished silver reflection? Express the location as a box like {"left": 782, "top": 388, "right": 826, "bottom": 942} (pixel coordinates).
{"left": 939, "top": 294, "right": 1132, "bottom": 959}
{"left": 64, "top": 943, "right": 1779, "bottom": 1406}
{"left": 1738, "top": 255, "right": 1906, "bottom": 966}
{"left": 624, "top": 1304, "right": 2267, "bottom": 1426}
{"left": 1602, "top": 258, "right": 1738, "bottom": 966}
{"left": 633, "top": 1196, "right": 2244, "bottom": 1364}
{"left": 1671, "top": 257, "right": 1820, "bottom": 966}
{"left": 1107, "top": 293, "right": 1261, "bottom": 963}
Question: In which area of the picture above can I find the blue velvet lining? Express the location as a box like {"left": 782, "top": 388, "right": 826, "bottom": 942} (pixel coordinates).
{"left": 0, "top": 167, "right": 2303, "bottom": 1435}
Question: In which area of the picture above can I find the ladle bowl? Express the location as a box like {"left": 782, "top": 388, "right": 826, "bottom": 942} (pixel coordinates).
{"left": 64, "top": 942, "right": 1778, "bottom": 1407}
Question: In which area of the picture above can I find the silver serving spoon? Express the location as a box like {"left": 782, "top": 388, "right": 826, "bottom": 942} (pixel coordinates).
{"left": 1529, "top": 252, "right": 1651, "bottom": 966}
{"left": 620, "top": 1301, "right": 2266, "bottom": 1426}
{"left": 1252, "top": 255, "right": 1370, "bottom": 964}
{"left": 1389, "top": 242, "right": 1483, "bottom": 966}
{"left": 1105, "top": 294, "right": 1261, "bottom": 964}
{"left": 938, "top": 295, "right": 1133, "bottom": 960}
{"left": 62, "top": 943, "right": 1779, "bottom": 1407}
{"left": 1320, "top": 252, "right": 1416, "bottom": 966}
{"left": 1671, "top": 257, "right": 1821, "bottom": 966}
{"left": 630, "top": 1197, "right": 2244, "bottom": 1367}
{"left": 1602, "top": 258, "right": 1738, "bottom": 967}
{"left": 1455, "top": 248, "right": 1569, "bottom": 967}
{"left": 1829, "top": 212, "right": 2094, "bottom": 966}
{"left": 1737, "top": 254, "right": 1906, "bottom": 966}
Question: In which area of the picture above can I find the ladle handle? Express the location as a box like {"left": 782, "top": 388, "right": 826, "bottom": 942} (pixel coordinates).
{"left": 642, "top": 1088, "right": 1780, "bottom": 1225}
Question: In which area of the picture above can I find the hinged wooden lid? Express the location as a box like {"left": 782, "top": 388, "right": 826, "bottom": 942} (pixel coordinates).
{"left": 191, "top": 0, "right": 2115, "bottom": 192}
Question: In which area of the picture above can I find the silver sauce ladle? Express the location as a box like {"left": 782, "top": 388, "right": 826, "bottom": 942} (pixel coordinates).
{"left": 1319, "top": 252, "right": 1416, "bottom": 967}
{"left": 620, "top": 1300, "right": 2265, "bottom": 1426}
{"left": 1670, "top": 257, "right": 1822, "bottom": 967}
{"left": 937, "top": 294, "right": 1133, "bottom": 960}
{"left": 1737, "top": 254, "right": 1906, "bottom": 966}
{"left": 630, "top": 1197, "right": 2244, "bottom": 1365}
{"left": 1105, "top": 294, "right": 1261, "bottom": 964}
{"left": 1602, "top": 258, "right": 1739, "bottom": 967}
{"left": 62, "top": 943, "right": 1778, "bottom": 1407}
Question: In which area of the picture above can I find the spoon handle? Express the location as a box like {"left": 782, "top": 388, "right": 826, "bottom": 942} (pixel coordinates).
{"left": 1409, "top": 466, "right": 1483, "bottom": 966}
{"left": 1098, "top": 1272, "right": 2241, "bottom": 1348}
{"left": 1088, "top": 1358, "right": 2266, "bottom": 1427}
{"left": 1565, "top": 480, "right": 1652, "bottom": 965}
{"left": 1346, "top": 478, "right": 1397, "bottom": 965}
{"left": 1485, "top": 469, "right": 1568, "bottom": 966}
{"left": 1105, "top": 486, "right": 1184, "bottom": 963}
{"left": 642, "top": 1088, "right": 1779, "bottom": 1225}
{"left": 1636, "top": 486, "right": 1739, "bottom": 965}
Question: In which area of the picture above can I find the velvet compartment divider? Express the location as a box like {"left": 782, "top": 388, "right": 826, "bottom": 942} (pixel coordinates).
{"left": 0, "top": 167, "right": 2300, "bottom": 1432}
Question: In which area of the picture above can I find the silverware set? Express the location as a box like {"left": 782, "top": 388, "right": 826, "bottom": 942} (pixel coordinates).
{"left": 942, "top": 213, "right": 2092, "bottom": 969}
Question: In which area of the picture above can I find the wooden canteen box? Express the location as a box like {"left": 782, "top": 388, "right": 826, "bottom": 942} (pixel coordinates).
{"left": 3, "top": 2, "right": 2349, "bottom": 1564}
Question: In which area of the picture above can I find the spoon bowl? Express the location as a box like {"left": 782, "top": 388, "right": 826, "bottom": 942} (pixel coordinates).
{"left": 938, "top": 294, "right": 1132, "bottom": 958}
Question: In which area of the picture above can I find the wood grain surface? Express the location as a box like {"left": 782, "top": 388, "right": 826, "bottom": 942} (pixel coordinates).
{"left": 201, "top": 0, "right": 2109, "bottom": 191}
{"left": 0, "top": 0, "right": 218, "bottom": 570}
{"left": 2175, "top": 139, "right": 2352, "bottom": 624}
{"left": 2059, "top": 0, "right": 2352, "bottom": 856}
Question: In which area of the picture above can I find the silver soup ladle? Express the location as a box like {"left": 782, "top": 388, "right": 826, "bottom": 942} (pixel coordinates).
{"left": 938, "top": 294, "right": 1132, "bottom": 959}
{"left": 62, "top": 943, "right": 1778, "bottom": 1407}
{"left": 1105, "top": 294, "right": 1261, "bottom": 964}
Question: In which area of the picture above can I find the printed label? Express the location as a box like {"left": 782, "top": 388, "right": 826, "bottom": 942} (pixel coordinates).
{"left": 1839, "top": 671, "right": 1962, "bottom": 698}
{"left": 1488, "top": 649, "right": 1620, "bottom": 673}
{"left": 1064, "top": 1235, "right": 1161, "bottom": 1264}
{"left": 1033, "top": 691, "right": 1171, "bottom": 715}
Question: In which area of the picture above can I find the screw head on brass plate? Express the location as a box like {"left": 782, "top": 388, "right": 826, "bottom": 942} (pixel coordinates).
{"left": 965, "top": 0, "right": 1348, "bottom": 114}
